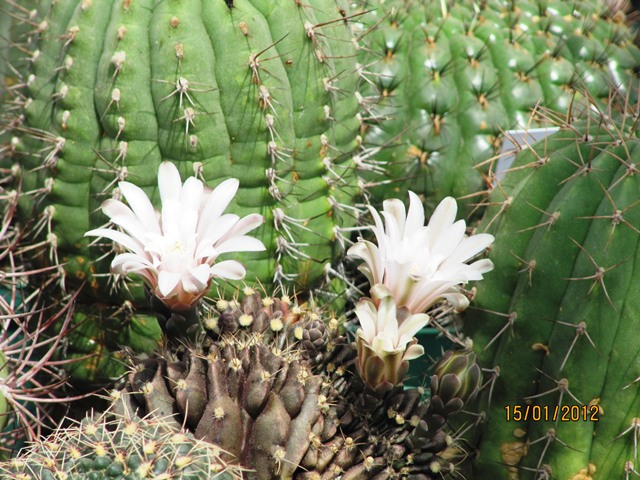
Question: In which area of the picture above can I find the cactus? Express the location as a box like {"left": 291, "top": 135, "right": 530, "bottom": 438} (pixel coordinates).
{"left": 0, "top": 0, "right": 364, "bottom": 383}
{"left": 352, "top": 0, "right": 640, "bottom": 213}
{"left": 109, "top": 287, "right": 482, "bottom": 479}
{"left": 1, "top": 0, "right": 362, "bottom": 298}
{"left": 0, "top": 173, "right": 88, "bottom": 457}
{"left": 0, "top": 411, "right": 247, "bottom": 479}
{"left": 463, "top": 92, "right": 640, "bottom": 478}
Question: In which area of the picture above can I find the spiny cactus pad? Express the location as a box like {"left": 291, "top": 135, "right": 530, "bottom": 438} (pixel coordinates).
{"left": 353, "top": 0, "right": 640, "bottom": 212}
{"left": 464, "top": 97, "right": 640, "bottom": 478}
{"left": 2, "top": 0, "right": 362, "bottom": 301}
{"left": 0, "top": 411, "right": 246, "bottom": 479}
{"left": 111, "top": 288, "right": 478, "bottom": 479}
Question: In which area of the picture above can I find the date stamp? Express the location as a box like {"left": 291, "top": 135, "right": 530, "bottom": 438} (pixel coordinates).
{"left": 504, "top": 405, "right": 599, "bottom": 422}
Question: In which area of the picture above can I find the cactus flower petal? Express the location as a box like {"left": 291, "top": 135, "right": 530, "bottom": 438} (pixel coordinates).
{"left": 355, "top": 285, "right": 430, "bottom": 390}
{"left": 85, "top": 161, "right": 265, "bottom": 310}
{"left": 348, "top": 192, "right": 494, "bottom": 314}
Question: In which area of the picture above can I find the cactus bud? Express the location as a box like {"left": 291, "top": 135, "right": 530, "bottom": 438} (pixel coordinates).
{"left": 430, "top": 349, "right": 482, "bottom": 416}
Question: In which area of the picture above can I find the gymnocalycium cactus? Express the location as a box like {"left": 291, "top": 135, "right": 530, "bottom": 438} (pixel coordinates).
{"left": 0, "top": 411, "right": 247, "bottom": 479}
{"left": 352, "top": 0, "right": 640, "bottom": 213}
{"left": 464, "top": 92, "right": 640, "bottom": 478}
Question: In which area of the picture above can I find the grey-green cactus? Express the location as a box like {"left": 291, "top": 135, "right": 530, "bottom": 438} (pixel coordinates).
{"left": 352, "top": 0, "right": 640, "bottom": 214}
{"left": 463, "top": 92, "right": 640, "bottom": 478}
{"left": 0, "top": 411, "right": 246, "bottom": 479}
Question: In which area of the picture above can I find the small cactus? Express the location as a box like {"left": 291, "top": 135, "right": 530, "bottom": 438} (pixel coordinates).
{"left": 0, "top": 411, "right": 247, "bottom": 479}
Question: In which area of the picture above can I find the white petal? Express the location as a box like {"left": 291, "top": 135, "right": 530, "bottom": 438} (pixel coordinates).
{"left": 221, "top": 213, "right": 265, "bottom": 239}
{"left": 428, "top": 196, "right": 458, "bottom": 237}
{"left": 158, "top": 161, "right": 183, "bottom": 204}
{"left": 157, "top": 270, "right": 181, "bottom": 297}
{"left": 355, "top": 298, "right": 378, "bottom": 342}
{"left": 405, "top": 191, "right": 425, "bottom": 237}
{"left": 215, "top": 235, "right": 266, "bottom": 254}
{"left": 209, "top": 260, "right": 246, "bottom": 280}
{"left": 397, "top": 313, "right": 430, "bottom": 341}
{"left": 441, "top": 292, "right": 470, "bottom": 312}
{"left": 381, "top": 198, "right": 406, "bottom": 238}
{"left": 403, "top": 344, "right": 425, "bottom": 361}
{"left": 84, "top": 228, "right": 148, "bottom": 259}
{"left": 180, "top": 176, "right": 204, "bottom": 211}
{"left": 198, "top": 178, "right": 240, "bottom": 234}
{"left": 441, "top": 233, "right": 495, "bottom": 267}
{"left": 118, "top": 182, "right": 161, "bottom": 234}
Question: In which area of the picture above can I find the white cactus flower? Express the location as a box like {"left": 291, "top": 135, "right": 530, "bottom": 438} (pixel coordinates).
{"left": 85, "top": 161, "right": 265, "bottom": 310}
{"left": 348, "top": 192, "right": 494, "bottom": 314}
{"left": 354, "top": 285, "right": 430, "bottom": 389}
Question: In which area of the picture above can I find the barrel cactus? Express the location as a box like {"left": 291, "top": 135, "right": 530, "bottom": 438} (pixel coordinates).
{"left": 352, "top": 0, "right": 640, "bottom": 213}
{"left": 464, "top": 92, "right": 640, "bottom": 478}
{"left": 0, "top": 0, "right": 364, "bottom": 383}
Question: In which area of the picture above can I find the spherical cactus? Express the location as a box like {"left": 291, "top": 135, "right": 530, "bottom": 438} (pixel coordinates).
{"left": 464, "top": 92, "right": 640, "bottom": 478}
{"left": 0, "top": 411, "right": 246, "bottom": 479}
{"left": 352, "top": 0, "right": 640, "bottom": 214}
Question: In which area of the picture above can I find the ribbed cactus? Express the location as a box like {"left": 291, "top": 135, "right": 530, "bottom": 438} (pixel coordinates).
{"left": 464, "top": 94, "right": 640, "bottom": 478}
{"left": 353, "top": 0, "right": 640, "bottom": 213}
{"left": 110, "top": 287, "right": 481, "bottom": 479}
{"left": 0, "top": 411, "right": 246, "bottom": 479}
{"left": 1, "top": 0, "right": 364, "bottom": 383}
{"left": 2, "top": 0, "right": 362, "bottom": 297}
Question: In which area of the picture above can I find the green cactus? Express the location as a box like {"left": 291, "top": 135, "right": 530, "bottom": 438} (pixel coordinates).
{"left": 0, "top": 411, "right": 246, "bottom": 479}
{"left": 463, "top": 93, "right": 640, "bottom": 478}
{"left": 352, "top": 0, "right": 640, "bottom": 214}
{"left": 1, "top": 0, "right": 364, "bottom": 383}
{"left": 2, "top": 0, "right": 362, "bottom": 298}
{"left": 108, "top": 287, "right": 481, "bottom": 479}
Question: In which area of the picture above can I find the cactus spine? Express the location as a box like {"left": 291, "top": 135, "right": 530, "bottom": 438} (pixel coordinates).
{"left": 465, "top": 93, "right": 640, "bottom": 478}
{"left": 352, "top": 0, "right": 640, "bottom": 213}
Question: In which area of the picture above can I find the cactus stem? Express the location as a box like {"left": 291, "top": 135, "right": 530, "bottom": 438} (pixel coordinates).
{"left": 480, "top": 310, "right": 517, "bottom": 352}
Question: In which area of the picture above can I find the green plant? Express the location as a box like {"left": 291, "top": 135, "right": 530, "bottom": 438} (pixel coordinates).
{"left": 464, "top": 93, "right": 640, "bottom": 478}
{"left": 0, "top": 0, "right": 364, "bottom": 383}
{"left": 352, "top": 0, "right": 640, "bottom": 214}
{"left": 0, "top": 411, "right": 246, "bottom": 479}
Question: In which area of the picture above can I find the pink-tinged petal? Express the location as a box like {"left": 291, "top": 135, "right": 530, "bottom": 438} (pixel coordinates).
{"left": 157, "top": 270, "right": 181, "bottom": 297}
{"left": 215, "top": 235, "right": 266, "bottom": 255}
{"left": 209, "top": 260, "right": 246, "bottom": 280}
{"left": 428, "top": 196, "right": 458, "bottom": 237}
{"left": 404, "top": 191, "right": 425, "bottom": 237}
{"left": 377, "top": 295, "right": 398, "bottom": 340}
{"left": 84, "top": 228, "right": 148, "bottom": 259}
{"left": 111, "top": 252, "right": 153, "bottom": 271}
{"left": 118, "top": 182, "right": 161, "bottom": 234}
{"left": 367, "top": 205, "right": 387, "bottom": 244}
{"left": 158, "top": 161, "right": 183, "bottom": 204}
{"left": 182, "top": 264, "right": 211, "bottom": 294}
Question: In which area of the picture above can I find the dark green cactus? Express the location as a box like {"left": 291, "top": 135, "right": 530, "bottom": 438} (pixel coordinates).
{"left": 0, "top": 0, "right": 364, "bottom": 383}
{"left": 110, "top": 288, "right": 481, "bottom": 479}
{"left": 464, "top": 93, "right": 640, "bottom": 478}
{"left": 0, "top": 411, "right": 246, "bottom": 479}
{"left": 352, "top": 0, "right": 640, "bottom": 214}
